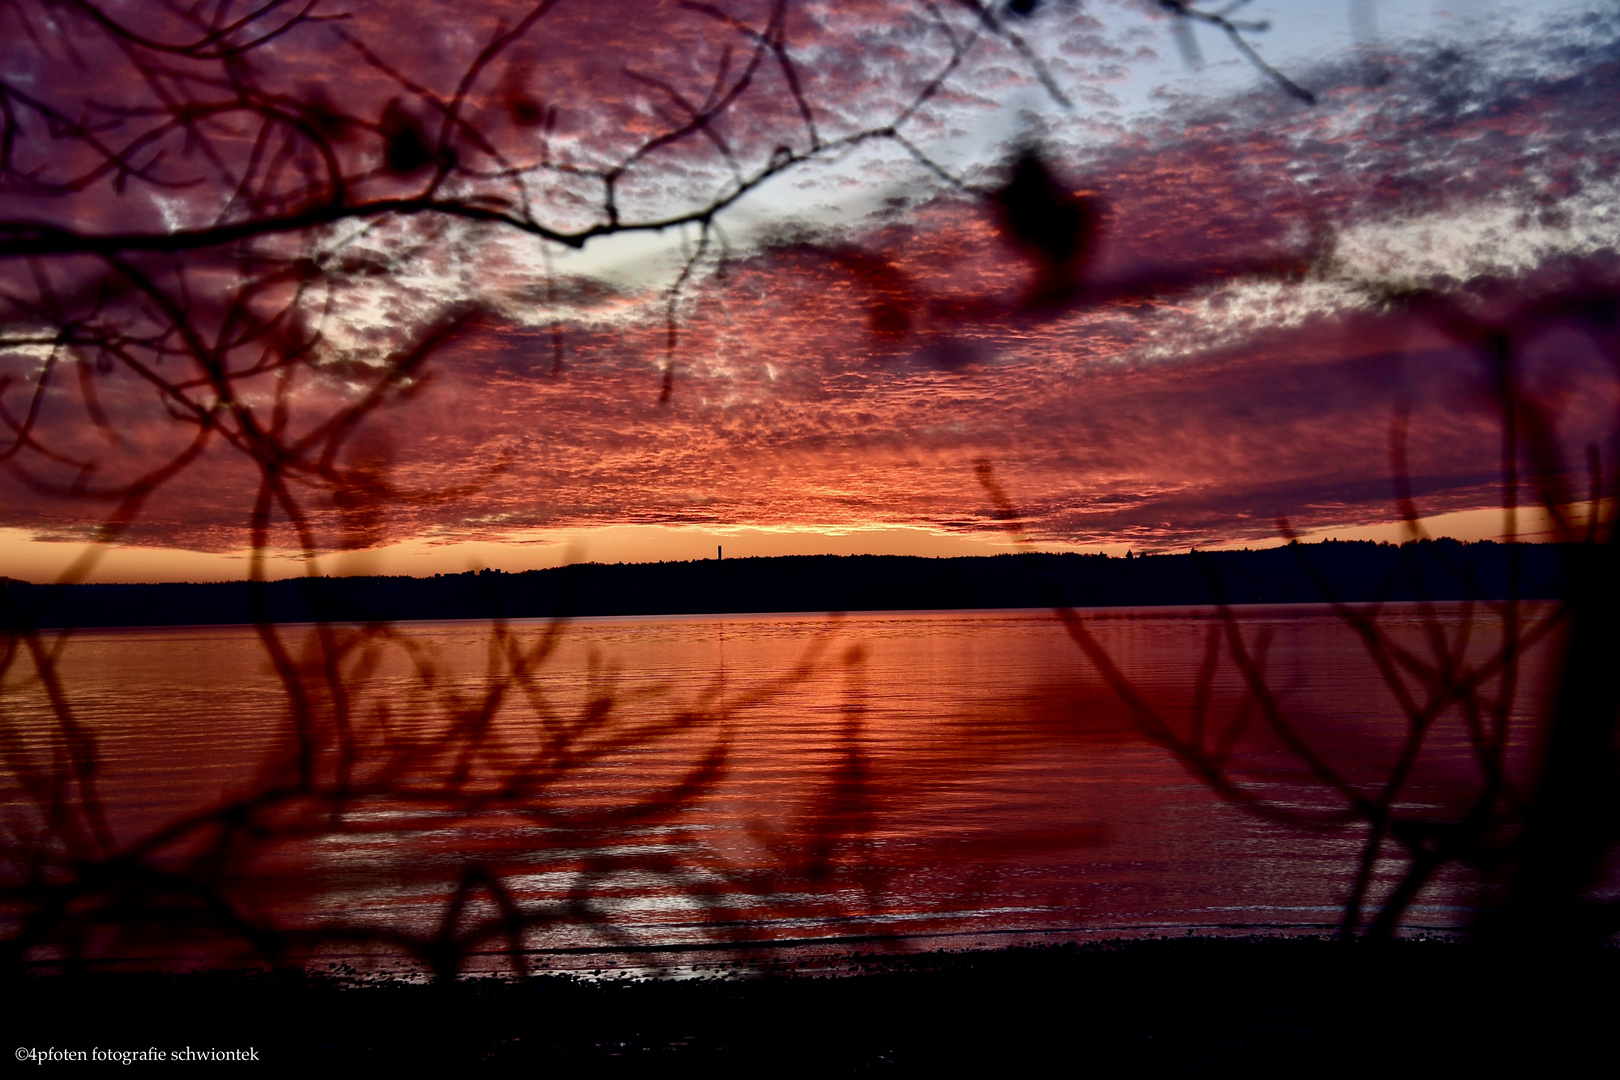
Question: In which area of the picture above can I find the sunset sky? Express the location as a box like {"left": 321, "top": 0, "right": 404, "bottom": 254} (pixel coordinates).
{"left": 1, "top": 0, "right": 1616, "bottom": 582}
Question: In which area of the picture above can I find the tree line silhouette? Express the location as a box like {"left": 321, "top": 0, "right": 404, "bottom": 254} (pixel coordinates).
{"left": 1, "top": 540, "right": 1578, "bottom": 629}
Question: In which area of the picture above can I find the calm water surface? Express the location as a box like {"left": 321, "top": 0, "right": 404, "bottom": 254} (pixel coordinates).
{"left": 0, "top": 605, "right": 1575, "bottom": 972}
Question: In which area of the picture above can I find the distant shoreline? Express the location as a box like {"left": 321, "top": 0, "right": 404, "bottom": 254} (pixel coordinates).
{"left": 1, "top": 538, "right": 1573, "bottom": 631}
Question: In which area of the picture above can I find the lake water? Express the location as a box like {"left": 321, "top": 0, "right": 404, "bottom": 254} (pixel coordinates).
{"left": 0, "top": 603, "right": 1591, "bottom": 974}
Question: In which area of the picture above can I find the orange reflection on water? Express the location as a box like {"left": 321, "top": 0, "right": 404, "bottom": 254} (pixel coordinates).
{"left": 0, "top": 606, "right": 1562, "bottom": 974}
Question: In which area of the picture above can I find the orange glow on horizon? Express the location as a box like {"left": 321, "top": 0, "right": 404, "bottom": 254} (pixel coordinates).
{"left": 0, "top": 525, "right": 1061, "bottom": 584}
{"left": 0, "top": 504, "right": 1591, "bottom": 585}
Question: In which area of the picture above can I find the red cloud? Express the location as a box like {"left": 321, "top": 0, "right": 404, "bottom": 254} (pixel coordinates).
{"left": 2, "top": 4, "right": 1617, "bottom": 565}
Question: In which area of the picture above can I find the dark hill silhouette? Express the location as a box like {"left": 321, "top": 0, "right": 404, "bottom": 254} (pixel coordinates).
{"left": 0, "top": 538, "right": 1571, "bottom": 631}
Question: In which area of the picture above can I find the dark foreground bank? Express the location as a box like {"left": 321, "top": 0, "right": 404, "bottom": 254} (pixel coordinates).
{"left": 0, "top": 539, "right": 1575, "bottom": 629}
{"left": 12, "top": 939, "right": 1618, "bottom": 1073}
